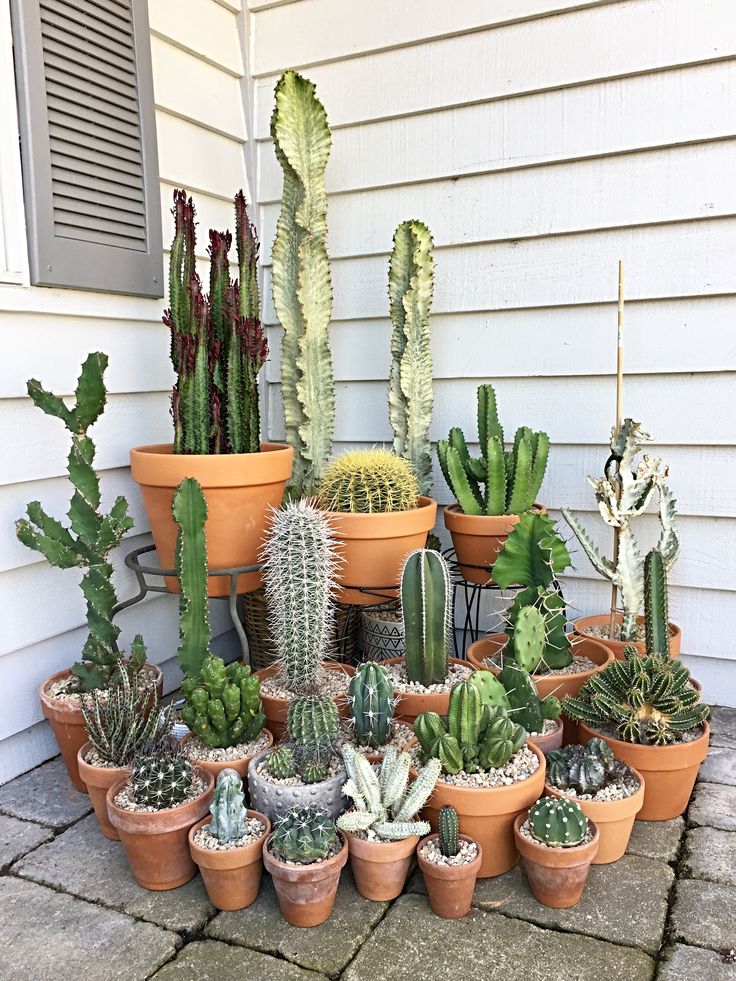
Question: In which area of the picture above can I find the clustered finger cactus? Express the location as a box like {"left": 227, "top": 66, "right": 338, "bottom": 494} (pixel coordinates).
{"left": 131, "top": 745, "right": 194, "bottom": 810}
{"left": 348, "top": 662, "right": 396, "bottom": 749}
{"left": 401, "top": 549, "right": 452, "bottom": 686}
{"left": 317, "top": 449, "right": 420, "bottom": 514}
{"left": 181, "top": 655, "right": 265, "bottom": 749}
{"left": 337, "top": 745, "right": 440, "bottom": 841}
{"left": 438, "top": 384, "right": 549, "bottom": 516}
{"left": 272, "top": 806, "right": 338, "bottom": 864}
{"left": 528, "top": 797, "right": 588, "bottom": 848}
{"left": 470, "top": 665, "right": 561, "bottom": 734}
{"left": 173, "top": 478, "right": 211, "bottom": 679}
{"left": 547, "top": 739, "right": 629, "bottom": 795}
{"left": 438, "top": 805, "right": 460, "bottom": 858}
{"left": 208, "top": 769, "right": 249, "bottom": 842}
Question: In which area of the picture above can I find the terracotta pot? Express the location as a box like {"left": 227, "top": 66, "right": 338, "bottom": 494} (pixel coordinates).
{"left": 343, "top": 829, "right": 418, "bottom": 901}
{"left": 527, "top": 718, "right": 564, "bottom": 756}
{"left": 107, "top": 769, "right": 214, "bottom": 890}
{"left": 444, "top": 504, "right": 544, "bottom": 585}
{"left": 255, "top": 662, "right": 354, "bottom": 740}
{"left": 180, "top": 729, "right": 273, "bottom": 785}
{"left": 188, "top": 811, "right": 270, "bottom": 910}
{"left": 514, "top": 812, "right": 599, "bottom": 908}
{"left": 545, "top": 766, "right": 645, "bottom": 864}
{"left": 324, "top": 496, "right": 437, "bottom": 606}
{"left": 77, "top": 743, "right": 129, "bottom": 840}
{"left": 39, "top": 664, "right": 164, "bottom": 793}
{"left": 130, "top": 442, "right": 293, "bottom": 597}
{"left": 417, "top": 833, "right": 482, "bottom": 919}
{"left": 383, "top": 657, "right": 473, "bottom": 726}
{"left": 578, "top": 721, "right": 709, "bottom": 821}
{"left": 263, "top": 831, "right": 349, "bottom": 927}
{"left": 572, "top": 613, "right": 682, "bottom": 659}
{"left": 422, "top": 743, "right": 546, "bottom": 878}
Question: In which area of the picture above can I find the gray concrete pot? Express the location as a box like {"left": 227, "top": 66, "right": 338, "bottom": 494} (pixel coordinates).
{"left": 247, "top": 749, "right": 347, "bottom": 824}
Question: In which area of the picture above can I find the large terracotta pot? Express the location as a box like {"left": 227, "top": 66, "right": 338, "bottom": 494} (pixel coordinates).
{"left": 545, "top": 765, "right": 645, "bottom": 864}
{"left": 263, "top": 831, "right": 349, "bottom": 927}
{"left": 343, "top": 830, "right": 418, "bottom": 901}
{"left": 422, "top": 743, "right": 546, "bottom": 878}
{"left": 324, "top": 496, "right": 437, "bottom": 606}
{"left": 77, "top": 742, "right": 129, "bottom": 840}
{"left": 107, "top": 769, "right": 214, "bottom": 890}
{"left": 180, "top": 729, "right": 273, "bottom": 786}
{"left": 572, "top": 613, "right": 682, "bottom": 659}
{"left": 383, "top": 657, "right": 472, "bottom": 726}
{"left": 444, "top": 504, "right": 544, "bottom": 585}
{"left": 255, "top": 662, "right": 354, "bottom": 740}
{"left": 130, "top": 442, "right": 293, "bottom": 597}
{"left": 417, "top": 833, "right": 482, "bottom": 919}
{"left": 188, "top": 811, "right": 270, "bottom": 910}
{"left": 39, "top": 664, "right": 164, "bottom": 793}
{"left": 514, "top": 812, "right": 599, "bottom": 908}
{"left": 577, "top": 722, "right": 709, "bottom": 821}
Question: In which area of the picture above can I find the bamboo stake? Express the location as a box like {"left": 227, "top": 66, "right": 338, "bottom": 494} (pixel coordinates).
{"left": 609, "top": 261, "right": 625, "bottom": 638}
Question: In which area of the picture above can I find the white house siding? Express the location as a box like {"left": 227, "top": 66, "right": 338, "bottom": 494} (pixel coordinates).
{"left": 249, "top": 0, "right": 736, "bottom": 703}
{"left": 0, "top": 0, "right": 252, "bottom": 783}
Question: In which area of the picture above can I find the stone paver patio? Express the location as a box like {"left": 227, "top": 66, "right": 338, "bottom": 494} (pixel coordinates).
{"left": 0, "top": 707, "right": 734, "bottom": 981}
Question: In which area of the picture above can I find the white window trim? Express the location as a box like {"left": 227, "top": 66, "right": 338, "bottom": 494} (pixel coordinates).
{"left": 0, "top": 0, "right": 29, "bottom": 286}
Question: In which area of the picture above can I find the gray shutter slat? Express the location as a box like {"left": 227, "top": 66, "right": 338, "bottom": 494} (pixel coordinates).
{"left": 50, "top": 149, "right": 141, "bottom": 189}
{"left": 54, "top": 193, "right": 145, "bottom": 227}
{"left": 51, "top": 166, "right": 145, "bottom": 204}
{"left": 48, "top": 114, "right": 142, "bottom": 158}
{"left": 55, "top": 221, "right": 147, "bottom": 251}
{"left": 44, "top": 55, "right": 139, "bottom": 107}
{"left": 46, "top": 80, "right": 141, "bottom": 133}
{"left": 40, "top": 1, "right": 134, "bottom": 53}
{"left": 42, "top": 34, "right": 137, "bottom": 90}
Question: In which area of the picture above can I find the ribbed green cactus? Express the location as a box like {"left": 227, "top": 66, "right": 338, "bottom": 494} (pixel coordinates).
{"left": 209, "top": 769, "right": 249, "bottom": 842}
{"left": 266, "top": 746, "right": 297, "bottom": 780}
{"left": 528, "top": 797, "right": 588, "bottom": 847}
{"left": 497, "top": 663, "right": 561, "bottom": 734}
{"left": 131, "top": 745, "right": 194, "bottom": 810}
{"left": 16, "top": 353, "right": 136, "bottom": 692}
{"left": 546, "top": 739, "right": 628, "bottom": 795}
{"left": 388, "top": 220, "right": 435, "bottom": 496}
{"left": 261, "top": 501, "right": 339, "bottom": 693}
{"left": 644, "top": 549, "right": 670, "bottom": 656}
{"left": 181, "top": 655, "right": 265, "bottom": 749}
{"left": 401, "top": 549, "right": 452, "bottom": 686}
{"left": 287, "top": 695, "right": 339, "bottom": 768}
{"left": 562, "top": 419, "right": 679, "bottom": 641}
{"left": 272, "top": 806, "right": 338, "bottom": 864}
{"left": 438, "top": 805, "right": 459, "bottom": 858}
{"left": 317, "top": 450, "right": 420, "bottom": 513}
{"left": 271, "top": 71, "right": 334, "bottom": 497}
{"left": 173, "top": 478, "right": 211, "bottom": 679}
{"left": 438, "top": 384, "right": 549, "bottom": 516}
{"left": 348, "top": 662, "right": 395, "bottom": 748}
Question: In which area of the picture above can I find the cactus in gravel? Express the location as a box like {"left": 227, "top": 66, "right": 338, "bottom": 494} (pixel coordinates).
{"left": 209, "top": 769, "right": 248, "bottom": 842}
{"left": 528, "top": 797, "right": 588, "bottom": 848}
{"left": 173, "top": 478, "right": 211, "bottom": 679}
{"left": 401, "top": 549, "right": 452, "bottom": 686}
{"left": 348, "top": 662, "right": 395, "bottom": 748}
{"left": 317, "top": 449, "right": 419, "bottom": 513}
{"left": 181, "top": 655, "right": 265, "bottom": 749}
{"left": 16, "top": 353, "right": 138, "bottom": 692}
{"left": 261, "top": 500, "right": 340, "bottom": 693}
{"left": 287, "top": 695, "right": 340, "bottom": 769}
{"left": 271, "top": 71, "right": 334, "bottom": 497}
{"left": 438, "top": 805, "right": 460, "bottom": 858}
{"left": 547, "top": 738, "right": 629, "bottom": 795}
{"left": 497, "top": 663, "right": 561, "bottom": 734}
{"left": 388, "top": 220, "right": 435, "bottom": 496}
{"left": 562, "top": 419, "right": 679, "bottom": 641}
{"left": 437, "top": 384, "right": 549, "bottom": 516}
{"left": 131, "top": 745, "right": 194, "bottom": 809}
{"left": 266, "top": 746, "right": 298, "bottom": 780}
{"left": 272, "top": 806, "right": 338, "bottom": 864}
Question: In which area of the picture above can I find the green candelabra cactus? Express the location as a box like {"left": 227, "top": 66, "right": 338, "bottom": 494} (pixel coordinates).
{"left": 348, "top": 662, "right": 395, "bottom": 749}
{"left": 272, "top": 806, "right": 338, "bottom": 864}
{"left": 181, "top": 655, "right": 265, "bottom": 749}
{"left": 173, "top": 477, "right": 211, "bottom": 679}
{"left": 528, "top": 797, "right": 588, "bottom": 848}
{"left": 401, "top": 548, "right": 452, "bottom": 686}
{"left": 209, "top": 769, "right": 249, "bottom": 842}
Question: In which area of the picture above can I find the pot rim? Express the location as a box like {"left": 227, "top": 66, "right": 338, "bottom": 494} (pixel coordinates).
{"left": 106, "top": 768, "right": 215, "bottom": 832}
{"left": 578, "top": 721, "right": 711, "bottom": 769}
{"left": 443, "top": 502, "right": 545, "bottom": 524}
{"left": 573, "top": 612, "right": 681, "bottom": 637}
{"left": 247, "top": 748, "right": 347, "bottom": 788}
{"left": 416, "top": 833, "right": 483, "bottom": 879}
{"left": 466, "top": 633, "right": 614, "bottom": 681}
{"left": 342, "top": 827, "right": 419, "bottom": 860}
{"left": 255, "top": 661, "right": 355, "bottom": 709}
{"left": 77, "top": 741, "right": 130, "bottom": 781}
{"left": 180, "top": 728, "right": 274, "bottom": 764}
{"left": 262, "top": 830, "right": 349, "bottom": 881}
{"left": 513, "top": 811, "right": 600, "bottom": 865}
{"left": 543, "top": 763, "right": 645, "bottom": 820}
{"left": 130, "top": 442, "right": 293, "bottom": 488}
{"left": 131, "top": 441, "right": 291, "bottom": 460}
{"left": 188, "top": 811, "right": 271, "bottom": 865}
{"left": 39, "top": 663, "right": 164, "bottom": 717}
{"left": 322, "top": 495, "right": 438, "bottom": 537}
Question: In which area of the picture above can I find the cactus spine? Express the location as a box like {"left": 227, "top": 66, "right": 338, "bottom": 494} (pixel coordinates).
{"left": 131, "top": 745, "right": 194, "bottom": 810}
{"left": 388, "top": 220, "right": 435, "bottom": 496}
{"left": 181, "top": 655, "right": 265, "bottom": 749}
{"left": 528, "top": 797, "right": 588, "bottom": 848}
{"left": 317, "top": 450, "right": 419, "bottom": 513}
{"left": 173, "top": 478, "right": 211, "bottom": 679}
{"left": 272, "top": 806, "right": 338, "bottom": 864}
{"left": 267, "top": 746, "right": 297, "bottom": 780}
{"left": 644, "top": 549, "right": 669, "bottom": 657}
{"left": 271, "top": 71, "right": 335, "bottom": 497}
{"left": 438, "top": 805, "right": 460, "bottom": 857}
{"left": 401, "top": 549, "right": 452, "bottom": 686}
{"left": 209, "top": 769, "right": 249, "bottom": 842}
{"left": 287, "top": 695, "right": 340, "bottom": 767}
{"left": 348, "top": 662, "right": 395, "bottom": 748}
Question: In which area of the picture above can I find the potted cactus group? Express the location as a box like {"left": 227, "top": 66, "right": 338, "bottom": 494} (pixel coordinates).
{"left": 417, "top": 805, "right": 482, "bottom": 919}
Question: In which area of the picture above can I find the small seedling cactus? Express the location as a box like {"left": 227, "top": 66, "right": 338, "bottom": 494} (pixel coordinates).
{"left": 528, "top": 797, "right": 588, "bottom": 848}
{"left": 272, "top": 806, "right": 338, "bottom": 864}
{"left": 348, "top": 662, "right": 396, "bottom": 749}
{"left": 438, "top": 805, "right": 460, "bottom": 858}
{"left": 209, "top": 769, "right": 248, "bottom": 842}
{"left": 547, "top": 739, "right": 629, "bottom": 795}
{"left": 181, "top": 654, "right": 265, "bottom": 749}
{"left": 318, "top": 449, "right": 419, "bottom": 513}
{"left": 131, "top": 745, "right": 194, "bottom": 810}
{"left": 401, "top": 548, "right": 452, "bottom": 687}
{"left": 267, "top": 746, "right": 297, "bottom": 780}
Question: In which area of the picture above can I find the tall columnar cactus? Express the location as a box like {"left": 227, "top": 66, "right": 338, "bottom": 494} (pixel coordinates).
{"left": 348, "top": 662, "right": 395, "bottom": 748}
{"left": 470, "top": 665, "right": 561, "bottom": 734}
{"left": 438, "top": 805, "right": 460, "bottom": 857}
{"left": 173, "top": 478, "right": 211, "bottom": 678}
{"left": 437, "top": 384, "right": 549, "bottom": 516}
{"left": 181, "top": 655, "right": 265, "bottom": 749}
{"left": 644, "top": 549, "right": 670, "bottom": 656}
{"left": 401, "top": 549, "right": 452, "bottom": 686}
{"left": 528, "top": 797, "right": 588, "bottom": 848}
{"left": 271, "top": 70, "right": 335, "bottom": 497}
{"left": 16, "top": 353, "right": 136, "bottom": 691}
{"left": 131, "top": 745, "right": 194, "bottom": 809}
{"left": 272, "top": 806, "right": 338, "bottom": 864}
{"left": 261, "top": 501, "right": 340, "bottom": 693}
{"left": 388, "top": 220, "right": 435, "bottom": 496}
{"left": 562, "top": 419, "right": 679, "bottom": 641}
{"left": 317, "top": 450, "right": 419, "bottom": 513}
{"left": 209, "top": 769, "right": 249, "bottom": 842}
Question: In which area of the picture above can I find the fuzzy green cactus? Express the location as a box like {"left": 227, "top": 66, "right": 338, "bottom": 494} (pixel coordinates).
{"left": 437, "top": 384, "right": 549, "bottom": 516}
{"left": 317, "top": 450, "right": 419, "bottom": 513}
{"left": 388, "top": 220, "right": 435, "bottom": 496}
{"left": 271, "top": 71, "right": 334, "bottom": 497}
{"left": 266, "top": 746, "right": 298, "bottom": 780}
{"left": 438, "top": 805, "right": 459, "bottom": 858}
{"left": 348, "top": 662, "right": 395, "bottom": 748}
{"left": 287, "top": 695, "right": 340, "bottom": 769}
{"left": 16, "top": 353, "right": 137, "bottom": 692}
{"left": 209, "top": 769, "right": 248, "bottom": 842}
{"left": 401, "top": 549, "right": 452, "bottom": 686}
{"left": 131, "top": 745, "right": 194, "bottom": 810}
{"left": 272, "top": 806, "right": 338, "bottom": 864}
{"left": 497, "top": 663, "right": 561, "bottom": 734}
{"left": 528, "top": 797, "right": 588, "bottom": 847}
{"left": 181, "top": 655, "right": 265, "bottom": 749}
{"left": 173, "top": 478, "right": 211, "bottom": 679}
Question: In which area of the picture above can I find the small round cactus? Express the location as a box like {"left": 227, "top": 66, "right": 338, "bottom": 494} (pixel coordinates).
{"left": 528, "top": 797, "right": 588, "bottom": 848}
{"left": 266, "top": 746, "right": 297, "bottom": 780}
{"left": 272, "top": 806, "right": 338, "bottom": 864}
{"left": 317, "top": 449, "right": 419, "bottom": 513}
{"left": 131, "top": 747, "right": 193, "bottom": 809}
{"left": 438, "top": 805, "right": 459, "bottom": 858}
{"left": 301, "top": 760, "right": 328, "bottom": 784}
{"left": 287, "top": 695, "right": 339, "bottom": 765}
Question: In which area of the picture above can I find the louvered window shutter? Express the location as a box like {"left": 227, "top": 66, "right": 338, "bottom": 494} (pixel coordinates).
{"left": 10, "top": 0, "right": 162, "bottom": 297}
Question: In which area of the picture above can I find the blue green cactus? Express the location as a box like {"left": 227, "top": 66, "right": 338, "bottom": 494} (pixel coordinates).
{"left": 401, "top": 548, "right": 452, "bottom": 686}
{"left": 209, "top": 769, "right": 248, "bottom": 842}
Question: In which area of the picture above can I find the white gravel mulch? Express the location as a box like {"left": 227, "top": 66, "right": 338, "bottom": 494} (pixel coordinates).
{"left": 339, "top": 721, "right": 415, "bottom": 757}
{"left": 183, "top": 731, "right": 271, "bottom": 763}
{"left": 551, "top": 766, "right": 641, "bottom": 802}
{"left": 386, "top": 661, "right": 472, "bottom": 694}
{"left": 581, "top": 623, "right": 646, "bottom": 643}
{"left": 193, "top": 816, "right": 266, "bottom": 851}
{"left": 420, "top": 837, "right": 479, "bottom": 867}
{"left": 45, "top": 668, "right": 158, "bottom": 704}
{"left": 482, "top": 653, "right": 598, "bottom": 677}
{"left": 439, "top": 745, "right": 540, "bottom": 789}
{"left": 261, "top": 667, "right": 350, "bottom": 701}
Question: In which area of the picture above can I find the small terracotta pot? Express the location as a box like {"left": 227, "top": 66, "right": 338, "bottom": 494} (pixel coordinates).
{"left": 514, "top": 812, "right": 599, "bottom": 908}
{"left": 130, "top": 442, "right": 293, "bottom": 597}
{"left": 527, "top": 718, "right": 564, "bottom": 756}
{"left": 343, "top": 829, "right": 418, "bottom": 901}
{"left": 324, "top": 496, "right": 437, "bottom": 606}
{"left": 255, "top": 662, "right": 354, "bottom": 740}
{"left": 572, "top": 613, "right": 682, "bottom": 659}
{"left": 188, "top": 811, "right": 270, "bottom": 910}
{"left": 383, "top": 657, "right": 472, "bottom": 726}
{"left": 421, "top": 742, "right": 546, "bottom": 878}
{"left": 107, "top": 769, "right": 214, "bottom": 890}
{"left": 578, "top": 721, "right": 709, "bottom": 821}
{"left": 444, "top": 504, "right": 544, "bottom": 585}
{"left": 263, "top": 831, "right": 349, "bottom": 927}
{"left": 39, "top": 664, "right": 164, "bottom": 793}
{"left": 417, "top": 833, "right": 482, "bottom": 919}
{"left": 77, "top": 742, "right": 129, "bottom": 839}
{"left": 544, "top": 766, "right": 644, "bottom": 864}
{"left": 180, "top": 729, "right": 273, "bottom": 785}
